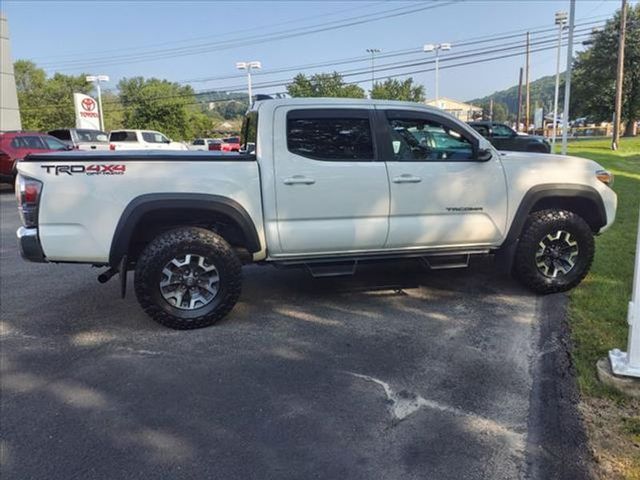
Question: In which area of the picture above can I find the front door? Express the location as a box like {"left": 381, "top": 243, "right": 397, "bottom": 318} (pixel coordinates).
{"left": 378, "top": 108, "right": 508, "bottom": 249}
{"left": 273, "top": 107, "right": 390, "bottom": 255}
{"left": 490, "top": 123, "right": 519, "bottom": 151}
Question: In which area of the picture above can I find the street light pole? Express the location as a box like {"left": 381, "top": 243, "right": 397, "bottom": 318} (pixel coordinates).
{"left": 366, "top": 48, "right": 381, "bottom": 95}
{"left": 552, "top": 11, "right": 568, "bottom": 153}
{"left": 235, "top": 61, "right": 262, "bottom": 104}
{"left": 561, "top": 0, "right": 576, "bottom": 155}
{"left": 86, "top": 74, "right": 109, "bottom": 131}
{"left": 424, "top": 43, "right": 451, "bottom": 107}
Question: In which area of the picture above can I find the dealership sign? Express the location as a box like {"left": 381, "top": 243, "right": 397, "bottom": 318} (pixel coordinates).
{"left": 73, "top": 93, "right": 100, "bottom": 130}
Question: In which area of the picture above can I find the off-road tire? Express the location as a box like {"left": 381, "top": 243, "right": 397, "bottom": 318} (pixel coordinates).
{"left": 134, "top": 227, "right": 242, "bottom": 329}
{"left": 513, "top": 209, "right": 594, "bottom": 294}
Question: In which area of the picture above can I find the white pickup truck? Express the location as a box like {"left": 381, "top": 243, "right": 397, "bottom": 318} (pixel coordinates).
{"left": 108, "top": 129, "right": 188, "bottom": 151}
{"left": 16, "top": 98, "right": 617, "bottom": 329}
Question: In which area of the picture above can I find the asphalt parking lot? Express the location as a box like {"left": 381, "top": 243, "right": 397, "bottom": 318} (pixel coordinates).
{"left": 0, "top": 186, "right": 592, "bottom": 480}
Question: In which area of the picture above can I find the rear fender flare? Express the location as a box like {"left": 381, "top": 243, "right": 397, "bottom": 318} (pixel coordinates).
{"left": 109, "top": 193, "right": 261, "bottom": 267}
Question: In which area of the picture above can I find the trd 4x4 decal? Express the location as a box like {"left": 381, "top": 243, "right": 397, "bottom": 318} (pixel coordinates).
{"left": 41, "top": 165, "right": 126, "bottom": 176}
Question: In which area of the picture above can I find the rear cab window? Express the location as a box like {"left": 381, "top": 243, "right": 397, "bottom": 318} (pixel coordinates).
{"left": 286, "top": 108, "right": 375, "bottom": 161}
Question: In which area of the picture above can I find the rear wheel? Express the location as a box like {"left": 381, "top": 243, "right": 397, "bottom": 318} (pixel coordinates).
{"left": 134, "top": 227, "right": 242, "bottom": 329}
{"left": 513, "top": 209, "right": 594, "bottom": 294}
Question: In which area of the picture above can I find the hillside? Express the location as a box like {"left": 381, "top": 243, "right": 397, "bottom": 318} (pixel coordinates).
{"left": 468, "top": 73, "right": 564, "bottom": 116}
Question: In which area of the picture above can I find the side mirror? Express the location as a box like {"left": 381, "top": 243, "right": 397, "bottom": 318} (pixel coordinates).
{"left": 476, "top": 147, "right": 493, "bottom": 162}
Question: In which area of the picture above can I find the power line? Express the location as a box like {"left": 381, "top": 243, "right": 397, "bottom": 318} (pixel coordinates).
{"left": 174, "top": 17, "right": 606, "bottom": 85}
{"left": 28, "top": 1, "right": 387, "bottom": 62}
{"left": 39, "top": 1, "right": 461, "bottom": 70}
{"left": 20, "top": 31, "right": 594, "bottom": 112}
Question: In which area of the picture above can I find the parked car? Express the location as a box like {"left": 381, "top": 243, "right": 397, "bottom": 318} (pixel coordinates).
{"left": 108, "top": 130, "right": 188, "bottom": 151}
{"left": 189, "top": 138, "right": 220, "bottom": 151}
{"left": 210, "top": 136, "right": 241, "bottom": 152}
{"left": 16, "top": 97, "right": 616, "bottom": 330}
{"left": 468, "top": 121, "right": 551, "bottom": 153}
{"left": 48, "top": 128, "right": 110, "bottom": 151}
{"left": 0, "top": 131, "right": 71, "bottom": 185}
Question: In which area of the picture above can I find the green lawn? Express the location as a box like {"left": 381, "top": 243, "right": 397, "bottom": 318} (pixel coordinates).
{"left": 567, "top": 137, "right": 640, "bottom": 395}
{"left": 566, "top": 137, "right": 640, "bottom": 479}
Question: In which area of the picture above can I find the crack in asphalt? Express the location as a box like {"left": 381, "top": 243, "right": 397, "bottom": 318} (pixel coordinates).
{"left": 349, "top": 372, "right": 524, "bottom": 445}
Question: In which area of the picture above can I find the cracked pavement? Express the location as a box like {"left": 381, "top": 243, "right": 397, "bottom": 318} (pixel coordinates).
{"left": 0, "top": 187, "right": 592, "bottom": 479}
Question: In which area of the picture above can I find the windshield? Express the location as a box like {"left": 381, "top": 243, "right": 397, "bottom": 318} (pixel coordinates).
{"left": 76, "top": 129, "right": 108, "bottom": 143}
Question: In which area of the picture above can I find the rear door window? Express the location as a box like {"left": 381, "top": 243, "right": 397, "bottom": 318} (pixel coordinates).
{"left": 142, "top": 132, "right": 169, "bottom": 143}
{"left": 11, "top": 136, "right": 47, "bottom": 149}
{"left": 110, "top": 131, "right": 137, "bottom": 142}
{"left": 286, "top": 109, "right": 374, "bottom": 161}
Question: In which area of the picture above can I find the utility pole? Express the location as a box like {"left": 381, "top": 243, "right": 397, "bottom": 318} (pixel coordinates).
{"left": 552, "top": 11, "right": 568, "bottom": 153}
{"left": 489, "top": 98, "right": 493, "bottom": 122}
{"left": 366, "top": 48, "right": 381, "bottom": 95}
{"left": 561, "top": 0, "right": 576, "bottom": 155}
{"left": 612, "top": 0, "right": 628, "bottom": 151}
{"left": 516, "top": 67, "right": 523, "bottom": 132}
{"left": 525, "top": 32, "right": 531, "bottom": 133}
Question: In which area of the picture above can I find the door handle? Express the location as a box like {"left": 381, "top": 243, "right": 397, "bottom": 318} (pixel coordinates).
{"left": 284, "top": 175, "right": 316, "bottom": 185}
{"left": 392, "top": 174, "right": 422, "bottom": 184}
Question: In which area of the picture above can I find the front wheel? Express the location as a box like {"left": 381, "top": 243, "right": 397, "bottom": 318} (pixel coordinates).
{"left": 134, "top": 227, "right": 242, "bottom": 329}
{"left": 513, "top": 209, "right": 594, "bottom": 294}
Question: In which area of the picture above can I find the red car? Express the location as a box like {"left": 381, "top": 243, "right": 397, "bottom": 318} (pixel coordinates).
{"left": 208, "top": 136, "right": 241, "bottom": 152}
{"left": 0, "top": 131, "right": 71, "bottom": 185}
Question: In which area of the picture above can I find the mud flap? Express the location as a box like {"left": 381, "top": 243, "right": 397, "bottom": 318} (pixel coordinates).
{"left": 119, "top": 254, "right": 128, "bottom": 299}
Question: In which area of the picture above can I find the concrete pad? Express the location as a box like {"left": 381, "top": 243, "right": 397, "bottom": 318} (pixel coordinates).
{"left": 596, "top": 357, "right": 640, "bottom": 398}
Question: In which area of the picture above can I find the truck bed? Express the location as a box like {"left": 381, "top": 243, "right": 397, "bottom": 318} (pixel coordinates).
{"left": 18, "top": 151, "right": 264, "bottom": 263}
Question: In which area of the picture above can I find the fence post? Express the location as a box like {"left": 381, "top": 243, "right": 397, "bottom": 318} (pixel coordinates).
{"left": 609, "top": 206, "right": 640, "bottom": 378}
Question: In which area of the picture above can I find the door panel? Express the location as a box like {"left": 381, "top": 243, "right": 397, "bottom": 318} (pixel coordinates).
{"left": 379, "top": 108, "right": 508, "bottom": 249}
{"left": 273, "top": 107, "right": 389, "bottom": 255}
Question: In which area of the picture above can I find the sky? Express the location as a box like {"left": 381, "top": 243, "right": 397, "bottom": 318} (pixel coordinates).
{"left": 2, "top": 0, "right": 634, "bottom": 102}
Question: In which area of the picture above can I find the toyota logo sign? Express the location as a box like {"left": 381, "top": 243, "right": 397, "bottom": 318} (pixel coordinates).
{"left": 81, "top": 97, "right": 96, "bottom": 111}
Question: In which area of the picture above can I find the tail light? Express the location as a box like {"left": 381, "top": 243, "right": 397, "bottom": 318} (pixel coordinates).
{"left": 110, "top": 144, "right": 116, "bottom": 151}
{"left": 209, "top": 143, "right": 222, "bottom": 151}
{"left": 16, "top": 175, "right": 43, "bottom": 227}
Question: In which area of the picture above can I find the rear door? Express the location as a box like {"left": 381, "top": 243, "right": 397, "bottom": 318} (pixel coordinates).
{"left": 273, "top": 106, "right": 390, "bottom": 255}
{"left": 378, "top": 108, "right": 507, "bottom": 249}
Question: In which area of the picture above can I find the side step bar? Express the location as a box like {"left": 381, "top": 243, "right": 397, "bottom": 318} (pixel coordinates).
{"left": 421, "top": 254, "right": 470, "bottom": 270}
{"left": 306, "top": 261, "right": 358, "bottom": 278}
{"left": 299, "top": 250, "right": 488, "bottom": 278}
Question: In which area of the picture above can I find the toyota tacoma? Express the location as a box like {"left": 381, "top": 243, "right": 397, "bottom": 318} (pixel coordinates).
{"left": 16, "top": 98, "right": 617, "bottom": 329}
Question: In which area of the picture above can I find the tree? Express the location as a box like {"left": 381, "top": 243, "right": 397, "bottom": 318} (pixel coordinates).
{"left": 371, "top": 78, "right": 425, "bottom": 102}
{"left": 15, "top": 60, "right": 91, "bottom": 131}
{"left": 479, "top": 100, "right": 508, "bottom": 122}
{"left": 118, "top": 77, "right": 210, "bottom": 140}
{"left": 571, "top": 4, "right": 640, "bottom": 136}
{"left": 287, "top": 72, "right": 365, "bottom": 98}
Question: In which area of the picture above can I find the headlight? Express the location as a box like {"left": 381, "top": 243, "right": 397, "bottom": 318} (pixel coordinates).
{"left": 596, "top": 169, "right": 614, "bottom": 187}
